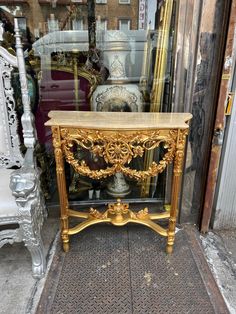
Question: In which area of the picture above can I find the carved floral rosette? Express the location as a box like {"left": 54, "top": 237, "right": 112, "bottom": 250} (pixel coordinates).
{"left": 55, "top": 127, "right": 188, "bottom": 181}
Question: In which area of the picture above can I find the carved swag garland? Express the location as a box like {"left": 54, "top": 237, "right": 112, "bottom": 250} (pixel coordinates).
{"left": 52, "top": 127, "right": 188, "bottom": 181}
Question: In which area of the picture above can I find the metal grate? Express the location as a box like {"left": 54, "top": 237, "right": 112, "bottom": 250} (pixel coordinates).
{"left": 37, "top": 225, "right": 222, "bottom": 314}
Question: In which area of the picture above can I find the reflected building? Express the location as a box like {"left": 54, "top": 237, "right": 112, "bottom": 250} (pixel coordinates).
{"left": 0, "top": 0, "right": 150, "bottom": 38}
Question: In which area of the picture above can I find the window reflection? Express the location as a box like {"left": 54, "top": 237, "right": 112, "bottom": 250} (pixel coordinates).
{"left": 0, "top": 0, "right": 176, "bottom": 202}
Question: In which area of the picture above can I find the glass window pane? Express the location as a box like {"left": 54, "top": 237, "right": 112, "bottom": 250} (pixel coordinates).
{"left": 72, "top": 19, "right": 84, "bottom": 30}
{"left": 119, "top": 19, "right": 130, "bottom": 31}
{"left": 0, "top": 0, "right": 177, "bottom": 203}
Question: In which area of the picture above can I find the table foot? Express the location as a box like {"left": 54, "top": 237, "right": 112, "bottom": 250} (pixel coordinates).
{"left": 166, "top": 244, "right": 173, "bottom": 254}
{"left": 62, "top": 232, "right": 70, "bottom": 252}
{"left": 63, "top": 241, "right": 69, "bottom": 252}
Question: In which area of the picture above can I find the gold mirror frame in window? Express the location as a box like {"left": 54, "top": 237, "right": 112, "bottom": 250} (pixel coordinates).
{"left": 141, "top": 0, "right": 175, "bottom": 197}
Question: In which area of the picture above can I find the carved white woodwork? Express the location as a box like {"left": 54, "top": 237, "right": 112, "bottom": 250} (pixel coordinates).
{"left": 14, "top": 18, "right": 36, "bottom": 149}
{"left": 0, "top": 22, "right": 3, "bottom": 41}
{"left": 0, "top": 19, "right": 46, "bottom": 278}
{"left": 0, "top": 49, "right": 23, "bottom": 168}
{"left": 0, "top": 229, "right": 23, "bottom": 248}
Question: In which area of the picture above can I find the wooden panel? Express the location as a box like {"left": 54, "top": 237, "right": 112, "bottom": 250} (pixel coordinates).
{"left": 213, "top": 89, "right": 236, "bottom": 228}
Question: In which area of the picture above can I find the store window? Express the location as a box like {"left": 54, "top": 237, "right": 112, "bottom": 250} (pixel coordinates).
{"left": 72, "top": 18, "right": 84, "bottom": 30}
{"left": 47, "top": 14, "right": 59, "bottom": 32}
{"left": 96, "top": 18, "right": 107, "bottom": 31}
{"left": 119, "top": 0, "right": 130, "bottom": 4}
{"left": 0, "top": 0, "right": 177, "bottom": 204}
{"left": 118, "top": 19, "right": 130, "bottom": 31}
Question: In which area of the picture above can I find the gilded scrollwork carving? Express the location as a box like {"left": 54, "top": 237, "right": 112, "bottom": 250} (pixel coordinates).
{"left": 108, "top": 198, "right": 129, "bottom": 215}
{"left": 60, "top": 128, "right": 178, "bottom": 180}
{"left": 52, "top": 126, "right": 61, "bottom": 149}
{"left": 89, "top": 208, "right": 106, "bottom": 219}
{"left": 135, "top": 208, "right": 149, "bottom": 220}
{"left": 174, "top": 129, "right": 189, "bottom": 175}
{"left": 89, "top": 200, "right": 140, "bottom": 223}
{"left": 52, "top": 126, "right": 65, "bottom": 174}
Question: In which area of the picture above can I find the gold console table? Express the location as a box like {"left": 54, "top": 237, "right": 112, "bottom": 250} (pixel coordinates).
{"left": 46, "top": 111, "right": 192, "bottom": 253}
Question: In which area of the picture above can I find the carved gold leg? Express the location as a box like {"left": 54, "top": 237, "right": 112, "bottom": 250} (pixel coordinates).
{"left": 167, "top": 175, "right": 179, "bottom": 254}
{"left": 166, "top": 245, "right": 173, "bottom": 254}
{"left": 166, "top": 218, "right": 175, "bottom": 253}
{"left": 52, "top": 126, "right": 70, "bottom": 252}
{"left": 167, "top": 130, "right": 186, "bottom": 254}
{"left": 61, "top": 216, "right": 69, "bottom": 252}
{"left": 62, "top": 228, "right": 70, "bottom": 252}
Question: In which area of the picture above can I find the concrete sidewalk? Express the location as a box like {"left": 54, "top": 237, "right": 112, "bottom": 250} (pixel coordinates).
{"left": 0, "top": 217, "right": 59, "bottom": 314}
{"left": 0, "top": 220, "right": 235, "bottom": 314}
{"left": 200, "top": 229, "right": 236, "bottom": 314}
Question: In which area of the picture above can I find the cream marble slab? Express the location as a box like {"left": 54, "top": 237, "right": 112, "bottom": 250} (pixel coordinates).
{"left": 45, "top": 111, "right": 192, "bottom": 130}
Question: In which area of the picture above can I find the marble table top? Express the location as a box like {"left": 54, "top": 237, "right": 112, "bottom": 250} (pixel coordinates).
{"left": 45, "top": 111, "right": 192, "bottom": 130}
